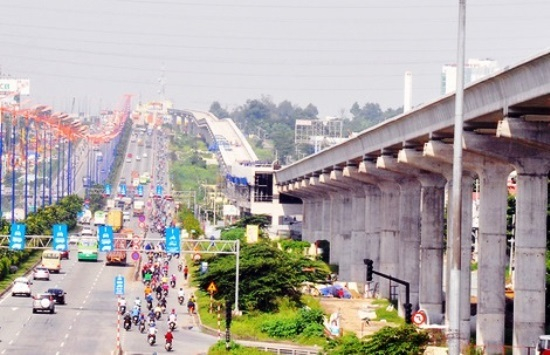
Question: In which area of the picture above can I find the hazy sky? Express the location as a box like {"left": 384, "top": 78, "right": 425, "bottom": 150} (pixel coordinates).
{"left": 2, "top": 0, "right": 550, "bottom": 118}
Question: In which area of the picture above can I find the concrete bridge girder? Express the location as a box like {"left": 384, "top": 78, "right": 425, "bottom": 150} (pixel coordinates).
{"left": 497, "top": 116, "right": 550, "bottom": 151}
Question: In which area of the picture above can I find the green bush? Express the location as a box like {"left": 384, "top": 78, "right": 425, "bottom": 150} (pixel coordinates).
{"left": 208, "top": 340, "right": 267, "bottom": 355}
{"left": 261, "top": 307, "right": 325, "bottom": 339}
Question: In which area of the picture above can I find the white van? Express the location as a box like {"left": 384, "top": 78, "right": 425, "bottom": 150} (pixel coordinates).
{"left": 123, "top": 211, "right": 131, "bottom": 222}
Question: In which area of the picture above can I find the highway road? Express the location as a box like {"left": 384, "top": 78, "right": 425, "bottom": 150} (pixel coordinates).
{"left": 0, "top": 127, "right": 217, "bottom": 354}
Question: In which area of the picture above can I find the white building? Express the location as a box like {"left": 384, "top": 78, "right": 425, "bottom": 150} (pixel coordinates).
{"left": 441, "top": 58, "right": 499, "bottom": 95}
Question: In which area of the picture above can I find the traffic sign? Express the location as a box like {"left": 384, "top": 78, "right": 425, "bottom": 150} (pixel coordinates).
{"left": 114, "top": 275, "right": 125, "bottom": 295}
{"left": 156, "top": 184, "right": 163, "bottom": 196}
{"left": 412, "top": 310, "right": 427, "bottom": 326}
{"left": 207, "top": 281, "right": 218, "bottom": 294}
{"left": 139, "top": 215, "right": 145, "bottom": 223}
{"left": 165, "top": 227, "right": 181, "bottom": 254}
{"left": 9, "top": 223, "right": 26, "bottom": 251}
{"left": 131, "top": 251, "right": 140, "bottom": 261}
{"left": 105, "top": 184, "right": 111, "bottom": 195}
{"left": 52, "top": 224, "right": 68, "bottom": 252}
{"left": 98, "top": 225, "right": 114, "bottom": 252}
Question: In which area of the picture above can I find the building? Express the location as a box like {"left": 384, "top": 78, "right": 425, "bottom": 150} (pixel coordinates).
{"left": 441, "top": 58, "right": 499, "bottom": 95}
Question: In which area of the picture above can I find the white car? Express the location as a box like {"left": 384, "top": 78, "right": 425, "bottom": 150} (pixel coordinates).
{"left": 33, "top": 267, "right": 50, "bottom": 281}
{"left": 12, "top": 277, "right": 32, "bottom": 297}
{"left": 143, "top": 152, "right": 148, "bottom": 158}
{"left": 136, "top": 155, "right": 141, "bottom": 161}
{"left": 69, "top": 234, "right": 79, "bottom": 245}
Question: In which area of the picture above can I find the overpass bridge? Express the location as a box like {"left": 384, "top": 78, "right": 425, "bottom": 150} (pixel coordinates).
{"left": 274, "top": 50, "right": 550, "bottom": 354}
{"left": 167, "top": 109, "right": 303, "bottom": 236}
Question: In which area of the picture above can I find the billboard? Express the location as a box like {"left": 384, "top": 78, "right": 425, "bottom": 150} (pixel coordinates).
{"left": 0, "top": 79, "right": 31, "bottom": 95}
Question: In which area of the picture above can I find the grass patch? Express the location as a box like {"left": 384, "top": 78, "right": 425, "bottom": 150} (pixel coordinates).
{"left": 208, "top": 341, "right": 270, "bottom": 355}
{"left": 0, "top": 251, "right": 41, "bottom": 291}
{"left": 197, "top": 293, "right": 327, "bottom": 347}
{"left": 372, "top": 299, "right": 405, "bottom": 325}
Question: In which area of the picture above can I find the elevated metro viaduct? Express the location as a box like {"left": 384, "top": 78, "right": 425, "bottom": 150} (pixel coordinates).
{"left": 274, "top": 50, "right": 550, "bottom": 355}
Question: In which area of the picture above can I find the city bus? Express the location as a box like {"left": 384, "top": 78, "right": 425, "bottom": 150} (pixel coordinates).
{"left": 41, "top": 250, "right": 62, "bottom": 273}
{"left": 77, "top": 238, "right": 98, "bottom": 261}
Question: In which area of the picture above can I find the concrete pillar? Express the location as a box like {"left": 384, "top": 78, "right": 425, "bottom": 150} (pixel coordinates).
{"left": 400, "top": 147, "right": 473, "bottom": 337}
{"left": 359, "top": 160, "right": 402, "bottom": 300}
{"left": 473, "top": 165, "right": 511, "bottom": 353}
{"left": 425, "top": 140, "right": 513, "bottom": 352}
{"left": 513, "top": 161, "right": 550, "bottom": 354}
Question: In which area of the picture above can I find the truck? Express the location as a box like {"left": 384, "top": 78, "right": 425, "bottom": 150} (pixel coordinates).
{"left": 93, "top": 210, "right": 106, "bottom": 226}
{"left": 107, "top": 209, "right": 123, "bottom": 232}
{"left": 105, "top": 236, "right": 127, "bottom": 266}
{"left": 133, "top": 199, "right": 145, "bottom": 217}
{"left": 79, "top": 210, "right": 92, "bottom": 224}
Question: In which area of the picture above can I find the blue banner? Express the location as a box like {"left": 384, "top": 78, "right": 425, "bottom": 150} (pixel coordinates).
{"left": 114, "top": 275, "right": 125, "bottom": 295}
{"left": 98, "top": 225, "right": 114, "bottom": 252}
{"left": 52, "top": 224, "right": 68, "bottom": 252}
{"left": 165, "top": 227, "right": 181, "bottom": 254}
{"left": 156, "top": 184, "right": 163, "bottom": 196}
{"left": 9, "top": 224, "right": 26, "bottom": 251}
{"left": 105, "top": 184, "right": 111, "bottom": 195}
{"left": 119, "top": 183, "right": 127, "bottom": 196}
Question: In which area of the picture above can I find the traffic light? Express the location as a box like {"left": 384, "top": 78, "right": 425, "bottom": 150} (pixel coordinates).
{"left": 364, "top": 259, "right": 373, "bottom": 282}
{"left": 404, "top": 303, "right": 413, "bottom": 324}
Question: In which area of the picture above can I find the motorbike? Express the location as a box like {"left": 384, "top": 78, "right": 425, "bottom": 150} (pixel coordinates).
{"left": 146, "top": 299, "right": 153, "bottom": 310}
{"left": 169, "top": 321, "right": 176, "bottom": 331}
{"left": 132, "top": 315, "right": 139, "bottom": 325}
{"left": 177, "top": 264, "right": 182, "bottom": 272}
{"left": 165, "top": 341, "right": 173, "bottom": 351}
{"left": 170, "top": 280, "right": 176, "bottom": 288}
{"left": 161, "top": 305, "right": 166, "bottom": 314}
{"left": 119, "top": 305, "right": 126, "bottom": 315}
{"left": 155, "top": 310, "right": 162, "bottom": 320}
{"left": 178, "top": 296, "right": 184, "bottom": 305}
{"left": 147, "top": 334, "right": 156, "bottom": 345}
{"left": 123, "top": 318, "right": 131, "bottom": 331}
{"left": 138, "top": 320, "right": 146, "bottom": 333}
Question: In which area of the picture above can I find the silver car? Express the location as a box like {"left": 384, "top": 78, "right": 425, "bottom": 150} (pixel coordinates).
{"left": 33, "top": 267, "right": 50, "bottom": 281}
{"left": 32, "top": 293, "right": 55, "bottom": 314}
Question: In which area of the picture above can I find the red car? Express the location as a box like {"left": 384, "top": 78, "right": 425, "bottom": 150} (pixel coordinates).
{"left": 59, "top": 250, "right": 69, "bottom": 260}
{"left": 127, "top": 153, "right": 132, "bottom": 158}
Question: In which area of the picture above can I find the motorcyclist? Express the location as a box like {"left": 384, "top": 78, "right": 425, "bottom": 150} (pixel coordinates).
{"left": 177, "top": 288, "right": 185, "bottom": 301}
{"left": 171, "top": 274, "right": 176, "bottom": 283}
{"left": 123, "top": 312, "right": 132, "bottom": 324}
{"left": 134, "top": 296, "right": 141, "bottom": 308}
{"left": 168, "top": 309, "right": 177, "bottom": 323}
{"left": 154, "top": 304, "right": 162, "bottom": 318}
{"left": 165, "top": 329, "right": 174, "bottom": 345}
{"left": 118, "top": 296, "right": 126, "bottom": 313}
{"left": 148, "top": 322, "right": 158, "bottom": 342}
{"left": 187, "top": 299, "right": 195, "bottom": 314}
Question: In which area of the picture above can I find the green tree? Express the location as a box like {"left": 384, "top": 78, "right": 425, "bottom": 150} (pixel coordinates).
{"left": 209, "top": 101, "right": 230, "bottom": 119}
{"left": 195, "top": 242, "right": 315, "bottom": 312}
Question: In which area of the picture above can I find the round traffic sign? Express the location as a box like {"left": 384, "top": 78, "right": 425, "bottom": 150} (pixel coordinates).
{"left": 139, "top": 215, "right": 146, "bottom": 222}
{"left": 412, "top": 310, "right": 427, "bottom": 326}
{"left": 131, "top": 251, "right": 140, "bottom": 261}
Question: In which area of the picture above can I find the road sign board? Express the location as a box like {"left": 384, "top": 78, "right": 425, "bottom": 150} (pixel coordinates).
{"left": 207, "top": 281, "right": 218, "bottom": 294}
{"left": 98, "top": 225, "right": 114, "bottom": 252}
{"left": 131, "top": 251, "right": 140, "bottom": 261}
{"left": 156, "top": 184, "right": 163, "bottom": 196}
{"left": 412, "top": 310, "right": 427, "bottom": 326}
{"left": 114, "top": 275, "right": 125, "bottom": 295}
{"left": 105, "top": 184, "right": 111, "bottom": 195}
{"left": 9, "top": 223, "right": 26, "bottom": 251}
{"left": 165, "top": 227, "right": 181, "bottom": 254}
{"left": 52, "top": 224, "right": 68, "bottom": 252}
{"left": 139, "top": 215, "right": 145, "bottom": 223}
